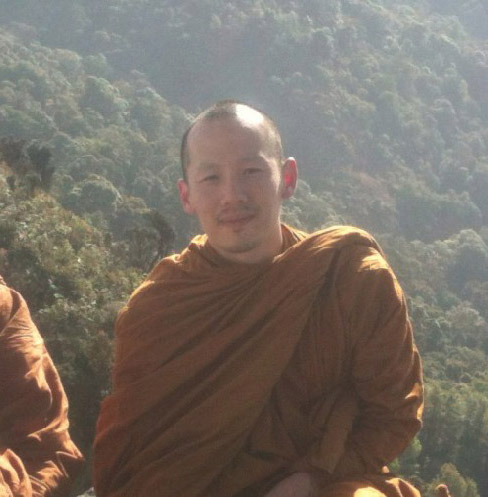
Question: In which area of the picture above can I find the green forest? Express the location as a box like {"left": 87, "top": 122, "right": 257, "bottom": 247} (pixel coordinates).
{"left": 0, "top": 1, "right": 487, "bottom": 495}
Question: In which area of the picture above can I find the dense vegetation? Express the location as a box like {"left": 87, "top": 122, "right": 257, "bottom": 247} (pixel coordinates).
{"left": 0, "top": 1, "right": 487, "bottom": 495}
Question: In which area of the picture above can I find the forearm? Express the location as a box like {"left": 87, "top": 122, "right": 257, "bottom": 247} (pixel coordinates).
{"left": 332, "top": 412, "right": 422, "bottom": 477}
{"left": 290, "top": 390, "right": 422, "bottom": 480}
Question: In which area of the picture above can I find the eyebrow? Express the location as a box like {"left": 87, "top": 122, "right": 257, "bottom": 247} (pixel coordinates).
{"left": 195, "top": 156, "right": 267, "bottom": 169}
{"left": 195, "top": 162, "right": 219, "bottom": 171}
{"left": 240, "top": 155, "right": 268, "bottom": 165}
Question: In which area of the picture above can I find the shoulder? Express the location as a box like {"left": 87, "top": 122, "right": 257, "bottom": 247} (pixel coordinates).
{"left": 0, "top": 279, "right": 16, "bottom": 331}
{"left": 312, "top": 225, "right": 383, "bottom": 253}
{"left": 320, "top": 229, "right": 406, "bottom": 315}
{"left": 124, "top": 247, "right": 190, "bottom": 303}
{"left": 125, "top": 233, "right": 216, "bottom": 308}
{"left": 116, "top": 243, "right": 202, "bottom": 329}
{"left": 299, "top": 225, "right": 387, "bottom": 270}
{"left": 307, "top": 225, "right": 400, "bottom": 294}
{"left": 0, "top": 282, "right": 43, "bottom": 361}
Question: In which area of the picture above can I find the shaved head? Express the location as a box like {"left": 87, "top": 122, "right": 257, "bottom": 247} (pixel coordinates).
{"left": 180, "top": 100, "right": 283, "bottom": 179}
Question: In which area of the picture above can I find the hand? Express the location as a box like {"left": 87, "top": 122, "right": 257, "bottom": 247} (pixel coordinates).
{"left": 263, "top": 472, "right": 318, "bottom": 497}
{"left": 436, "top": 485, "right": 452, "bottom": 497}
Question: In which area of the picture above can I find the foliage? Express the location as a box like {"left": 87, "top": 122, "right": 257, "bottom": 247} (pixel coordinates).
{"left": 1, "top": 0, "right": 488, "bottom": 493}
{"left": 0, "top": 184, "right": 141, "bottom": 454}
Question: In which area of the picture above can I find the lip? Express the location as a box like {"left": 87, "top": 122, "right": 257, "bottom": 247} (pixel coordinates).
{"left": 218, "top": 214, "right": 255, "bottom": 227}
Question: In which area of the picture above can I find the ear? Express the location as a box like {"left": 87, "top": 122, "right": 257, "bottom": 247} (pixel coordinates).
{"left": 281, "top": 157, "right": 298, "bottom": 199}
{"left": 178, "top": 179, "right": 195, "bottom": 215}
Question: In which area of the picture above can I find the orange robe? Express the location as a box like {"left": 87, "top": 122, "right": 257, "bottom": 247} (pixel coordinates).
{"left": 94, "top": 226, "right": 423, "bottom": 497}
{"left": 0, "top": 277, "right": 83, "bottom": 497}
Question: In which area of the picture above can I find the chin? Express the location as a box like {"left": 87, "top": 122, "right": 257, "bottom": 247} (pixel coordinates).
{"left": 213, "top": 233, "right": 260, "bottom": 254}
{"left": 221, "top": 240, "right": 259, "bottom": 255}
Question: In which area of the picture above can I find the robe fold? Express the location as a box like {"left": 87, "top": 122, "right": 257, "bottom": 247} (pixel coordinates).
{"left": 0, "top": 277, "right": 83, "bottom": 497}
{"left": 94, "top": 225, "right": 423, "bottom": 497}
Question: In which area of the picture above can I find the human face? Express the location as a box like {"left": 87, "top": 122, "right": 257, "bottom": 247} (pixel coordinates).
{"left": 178, "top": 113, "right": 297, "bottom": 264}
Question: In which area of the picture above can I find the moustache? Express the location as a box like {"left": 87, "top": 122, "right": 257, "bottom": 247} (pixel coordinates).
{"left": 217, "top": 206, "right": 258, "bottom": 223}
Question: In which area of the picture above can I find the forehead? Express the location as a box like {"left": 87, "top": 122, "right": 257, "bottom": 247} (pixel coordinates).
{"left": 234, "top": 104, "right": 266, "bottom": 126}
{"left": 187, "top": 114, "right": 273, "bottom": 163}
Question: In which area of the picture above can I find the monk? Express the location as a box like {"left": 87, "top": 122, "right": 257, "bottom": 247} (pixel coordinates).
{"left": 94, "top": 101, "right": 423, "bottom": 497}
{"left": 0, "top": 276, "right": 83, "bottom": 496}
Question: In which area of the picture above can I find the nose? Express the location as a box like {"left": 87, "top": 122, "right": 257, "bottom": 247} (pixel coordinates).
{"left": 220, "top": 175, "right": 248, "bottom": 205}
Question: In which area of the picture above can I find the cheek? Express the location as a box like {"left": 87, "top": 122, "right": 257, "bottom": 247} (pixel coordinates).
{"left": 253, "top": 177, "right": 280, "bottom": 195}
{"left": 255, "top": 181, "right": 282, "bottom": 205}
{"left": 191, "top": 193, "right": 218, "bottom": 216}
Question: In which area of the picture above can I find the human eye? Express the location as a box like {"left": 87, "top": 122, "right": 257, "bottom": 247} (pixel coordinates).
{"left": 244, "top": 167, "right": 263, "bottom": 176}
{"left": 200, "top": 174, "right": 219, "bottom": 183}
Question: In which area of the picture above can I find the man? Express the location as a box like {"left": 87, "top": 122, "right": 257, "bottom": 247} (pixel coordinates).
{"left": 94, "top": 101, "right": 423, "bottom": 497}
{"left": 0, "top": 276, "right": 83, "bottom": 496}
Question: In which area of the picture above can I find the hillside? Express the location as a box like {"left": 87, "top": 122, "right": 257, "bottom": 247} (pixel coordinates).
{"left": 0, "top": 1, "right": 487, "bottom": 495}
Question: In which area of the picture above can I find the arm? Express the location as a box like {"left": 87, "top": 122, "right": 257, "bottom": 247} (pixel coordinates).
{"left": 293, "top": 245, "right": 423, "bottom": 479}
{"left": 0, "top": 283, "right": 84, "bottom": 496}
{"left": 333, "top": 245, "right": 423, "bottom": 476}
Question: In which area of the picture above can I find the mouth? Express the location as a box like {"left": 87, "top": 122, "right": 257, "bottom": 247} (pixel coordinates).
{"left": 218, "top": 213, "right": 255, "bottom": 228}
